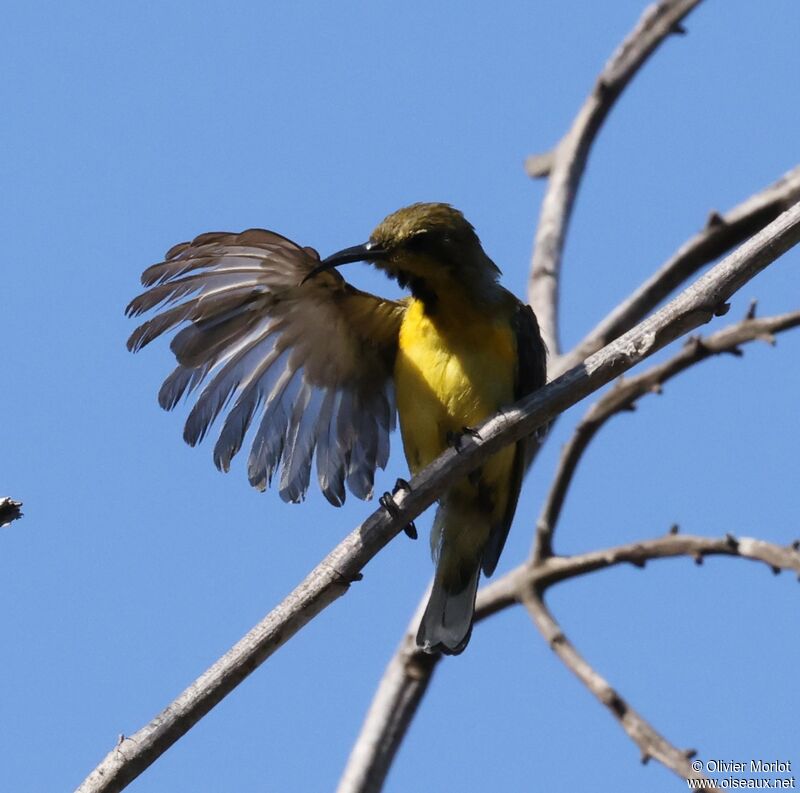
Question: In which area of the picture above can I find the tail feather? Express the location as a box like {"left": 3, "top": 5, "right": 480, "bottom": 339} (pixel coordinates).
{"left": 417, "top": 562, "right": 480, "bottom": 655}
{"left": 417, "top": 500, "right": 482, "bottom": 655}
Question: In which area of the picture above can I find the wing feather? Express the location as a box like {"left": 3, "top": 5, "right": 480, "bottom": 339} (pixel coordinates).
{"left": 246, "top": 365, "right": 304, "bottom": 493}
{"left": 183, "top": 323, "right": 281, "bottom": 446}
{"left": 315, "top": 389, "right": 347, "bottom": 506}
{"left": 482, "top": 300, "right": 547, "bottom": 576}
{"left": 213, "top": 346, "right": 293, "bottom": 471}
{"left": 279, "top": 383, "right": 323, "bottom": 502}
{"left": 128, "top": 229, "right": 405, "bottom": 503}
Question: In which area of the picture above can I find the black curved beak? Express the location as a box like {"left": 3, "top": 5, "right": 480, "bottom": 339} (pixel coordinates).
{"left": 301, "top": 241, "right": 388, "bottom": 284}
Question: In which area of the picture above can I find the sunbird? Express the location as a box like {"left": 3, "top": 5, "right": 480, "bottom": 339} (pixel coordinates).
{"left": 127, "top": 203, "right": 546, "bottom": 654}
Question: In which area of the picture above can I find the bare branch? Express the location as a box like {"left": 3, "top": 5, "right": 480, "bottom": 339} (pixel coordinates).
{"left": 530, "top": 533, "right": 800, "bottom": 588}
{"left": 336, "top": 595, "right": 439, "bottom": 793}
{"left": 337, "top": 13, "right": 800, "bottom": 783}
{"left": 338, "top": 530, "right": 800, "bottom": 792}
{"left": 520, "top": 533, "right": 800, "bottom": 780}
{"left": 557, "top": 164, "right": 800, "bottom": 377}
{"left": 335, "top": 574, "right": 520, "bottom": 793}
{"left": 522, "top": 590, "right": 704, "bottom": 779}
{"left": 528, "top": 0, "right": 703, "bottom": 356}
{"left": 532, "top": 308, "right": 800, "bottom": 560}
{"left": 0, "top": 497, "right": 23, "bottom": 528}
{"left": 76, "top": 203, "right": 800, "bottom": 793}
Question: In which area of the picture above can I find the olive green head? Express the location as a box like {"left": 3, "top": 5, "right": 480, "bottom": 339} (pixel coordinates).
{"left": 368, "top": 203, "right": 498, "bottom": 280}
{"left": 310, "top": 202, "right": 500, "bottom": 299}
{"left": 371, "top": 203, "right": 477, "bottom": 250}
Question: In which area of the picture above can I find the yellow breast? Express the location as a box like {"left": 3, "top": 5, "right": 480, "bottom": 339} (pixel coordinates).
{"left": 395, "top": 296, "right": 516, "bottom": 474}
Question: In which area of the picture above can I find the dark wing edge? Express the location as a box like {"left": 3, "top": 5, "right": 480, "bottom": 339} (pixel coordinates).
{"left": 126, "top": 228, "right": 405, "bottom": 506}
{"left": 482, "top": 302, "right": 547, "bottom": 576}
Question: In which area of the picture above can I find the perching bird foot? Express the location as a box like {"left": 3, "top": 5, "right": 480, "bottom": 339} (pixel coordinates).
{"left": 446, "top": 426, "right": 482, "bottom": 452}
{"left": 379, "top": 480, "right": 417, "bottom": 540}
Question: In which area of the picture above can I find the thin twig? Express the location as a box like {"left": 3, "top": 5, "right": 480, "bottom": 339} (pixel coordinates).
{"left": 522, "top": 590, "right": 704, "bottom": 778}
{"left": 528, "top": 0, "right": 703, "bottom": 356}
{"left": 0, "top": 497, "right": 23, "bottom": 528}
{"left": 76, "top": 203, "right": 800, "bottom": 793}
{"left": 520, "top": 531, "right": 800, "bottom": 782}
{"left": 337, "top": 530, "right": 800, "bottom": 792}
{"left": 341, "top": 5, "right": 798, "bottom": 782}
{"left": 338, "top": 305, "right": 800, "bottom": 792}
{"left": 521, "top": 532, "right": 800, "bottom": 593}
{"left": 335, "top": 594, "right": 439, "bottom": 793}
{"left": 555, "top": 164, "right": 800, "bottom": 377}
{"left": 338, "top": 202, "right": 800, "bottom": 793}
{"left": 532, "top": 308, "right": 800, "bottom": 560}
{"left": 338, "top": 301, "right": 800, "bottom": 793}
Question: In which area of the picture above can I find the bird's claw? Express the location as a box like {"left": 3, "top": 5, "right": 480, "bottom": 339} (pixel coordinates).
{"left": 380, "top": 484, "right": 417, "bottom": 540}
{"left": 402, "top": 521, "right": 418, "bottom": 540}
{"left": 379, "top": 492, "right": 399, "bottom": 517}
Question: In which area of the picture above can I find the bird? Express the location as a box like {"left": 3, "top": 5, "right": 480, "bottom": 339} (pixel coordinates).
{"left": 126, "top": 203, "right": 546, "bottom": 655}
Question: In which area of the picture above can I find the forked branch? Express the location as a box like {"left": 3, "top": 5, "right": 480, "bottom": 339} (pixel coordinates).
{"left": 338, "top": 296, "right": 800, "bottom": 793}
{"left": 338, "top": 530, "right": 800, "bottom": 792}
{"left": 532, "top": 307, "right": 800, "bottom": 560}
{"left": 76, "top": 195, "right": 800, "bottom": 793}
{"left": 522, "top": 591, "right": 704, "bottom": 778}
{"left": 528, "top": 0, "right": 703, "bottom": 356}
{"left": 556, "top": 165, "right": 800, "bottom": 377}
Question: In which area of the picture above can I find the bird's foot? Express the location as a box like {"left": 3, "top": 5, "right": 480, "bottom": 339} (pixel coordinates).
{"left": 379, "top": 481, "right": 417, "bottom": 540}
{"left": 446, "top": 426, "right": 482, "bottom": 452}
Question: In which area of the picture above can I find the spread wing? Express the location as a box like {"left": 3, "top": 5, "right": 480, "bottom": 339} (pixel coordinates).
{"left": 482, "top": 301, "right": 547, "bottom": 576}
{"left": 126, "top": 229, "right": 406, "bottom": 506}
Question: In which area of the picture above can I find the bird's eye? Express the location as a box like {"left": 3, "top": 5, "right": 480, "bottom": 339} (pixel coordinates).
{"left": 405, "top": 229, "right": 449, "bottom": 254}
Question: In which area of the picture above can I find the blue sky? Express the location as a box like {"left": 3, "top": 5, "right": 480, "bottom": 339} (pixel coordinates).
{"left": 2, "top": 2, "right": 799, "bottom": 791}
